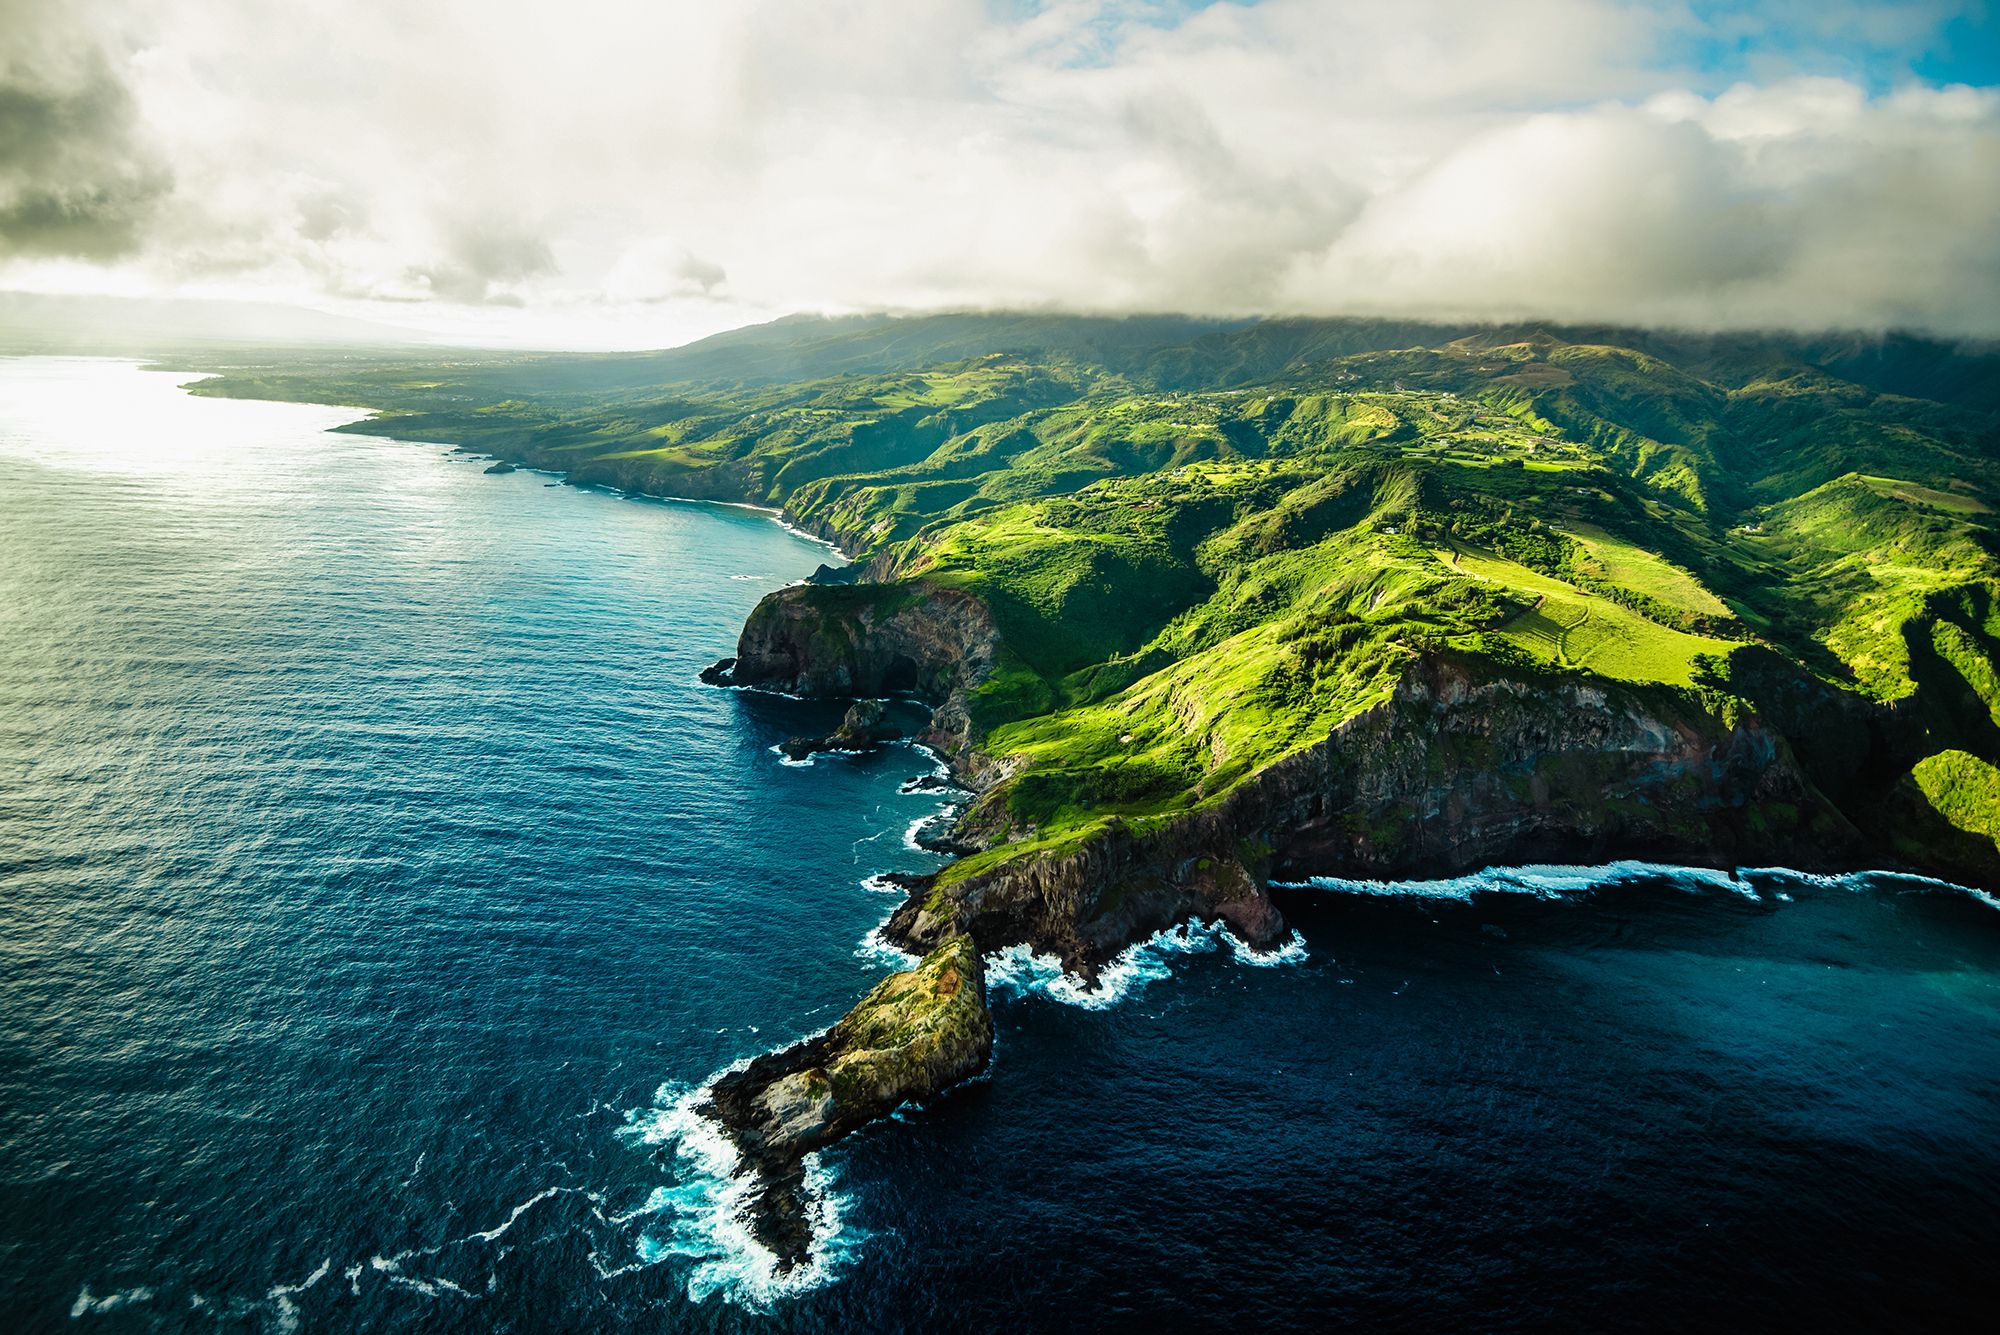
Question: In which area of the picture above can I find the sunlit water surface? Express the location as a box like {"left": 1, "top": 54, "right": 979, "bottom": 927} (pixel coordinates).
{"left": 2, "top": 359, "right": 1997, "bottom": 1332}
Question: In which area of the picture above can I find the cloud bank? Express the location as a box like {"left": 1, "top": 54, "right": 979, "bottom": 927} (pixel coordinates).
{"left": 1, "top": 0, "right": 1995, "bottom": 346}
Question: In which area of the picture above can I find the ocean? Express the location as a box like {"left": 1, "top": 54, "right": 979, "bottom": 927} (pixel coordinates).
{"left": 2, "top": 358, "right": 1996, "bottom": 1332}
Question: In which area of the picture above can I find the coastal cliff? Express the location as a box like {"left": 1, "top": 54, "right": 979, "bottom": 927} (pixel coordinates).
{"left": 699, "top": 935, "right": 992, "bottom": 1269}
{"left": 712, "top": 579, "right": 1988, "bottom": 981}
{"left": 709, "top": 580, "right": 1004, "bottom": 771}
{"left": 885, "top": 652, "right": 1855, "bottom": 973}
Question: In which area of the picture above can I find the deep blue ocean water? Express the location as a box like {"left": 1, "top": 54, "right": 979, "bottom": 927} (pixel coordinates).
{"left": 2, "top": 358, "right": 1998, "bottom": 1332}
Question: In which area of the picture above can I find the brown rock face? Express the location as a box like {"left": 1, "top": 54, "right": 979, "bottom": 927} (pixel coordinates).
{"left": 1266, "top": 654, "right": 1851, "bottom": 877}
{"left": 887, "top": 653, "right": 1857, "bottom": 976}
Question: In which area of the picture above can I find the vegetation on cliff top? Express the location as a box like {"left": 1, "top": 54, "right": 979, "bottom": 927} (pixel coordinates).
{"left": 185, "top": 313, "right": 2000, "bottom": 883}
{"left": 1911, "top": 751, "right": 2000, "bottom": 854}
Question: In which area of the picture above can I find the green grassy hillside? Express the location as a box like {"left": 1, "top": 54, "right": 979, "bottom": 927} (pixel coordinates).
{"left": 185, "top": 313, "right": 2000, "bottom": 881}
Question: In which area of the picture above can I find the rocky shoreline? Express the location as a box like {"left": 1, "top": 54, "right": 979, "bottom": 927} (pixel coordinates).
{"left": 696, "top": 936, "right": 992, "bottom": 1270}
{"left": 690, "top": 539, "right": 2000, "bottom": 1274}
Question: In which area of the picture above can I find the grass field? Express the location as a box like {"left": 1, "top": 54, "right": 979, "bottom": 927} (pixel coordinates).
{"left": 1911, "top": 750, "right": 2000, "bottom": 850}
{"left": 1860, "top": 475, "right": 1992, "bottom": 515}
{"left": 1439, "top": 544, "right": 1735, "bottom": 686}
{"left": 1561, "top": 521, "right": 1734, "bottom": 621}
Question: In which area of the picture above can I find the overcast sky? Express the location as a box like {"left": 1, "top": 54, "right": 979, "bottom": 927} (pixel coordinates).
{"left": 2, "top": 0, "right": 1996, "bottom": 348}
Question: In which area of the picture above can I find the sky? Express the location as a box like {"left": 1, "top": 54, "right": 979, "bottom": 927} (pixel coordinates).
{"left": 1, "top": 0, "right": 1996, "bottom": 349}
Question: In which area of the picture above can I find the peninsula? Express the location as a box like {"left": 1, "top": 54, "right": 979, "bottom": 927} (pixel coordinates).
{"left": 189, "top": 312, "right": 2000, "bottom": 1266}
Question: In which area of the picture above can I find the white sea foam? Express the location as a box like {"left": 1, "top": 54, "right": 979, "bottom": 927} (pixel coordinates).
{"left": 1227, "top": 927, "right": 1311, "bottom": 966}
{"left": 1277, "top": 861, "right": 2000, "bottom": 914}
{"left": 69, "top": 1285, "right": 155, "bottom": 1318}
{"left": 1818, "top": 867, "right": 2000, "bottom": 913}
{"left": 855, "top": 916, "right": 919, "bottom": 969}
{"left": 266, "top": 1258, "right": 332, "bottom": 1334}
{"left": 616, "top": 1077, "right": 863, "bottom": 1311}
{"left": 893, "top": 740, "right": 962, "bottom": 793}
{"left": 1274, "top": 859, "right": 1750, "bottom": 903}
{"left": 468, "top": 1186, "right": 567, "bottom": 1243}
{"left": 986, "top": 918, "right": 1308, "bottom": 1009}
{"left": 697, "top": 679, "right": 810, "bottom": 701}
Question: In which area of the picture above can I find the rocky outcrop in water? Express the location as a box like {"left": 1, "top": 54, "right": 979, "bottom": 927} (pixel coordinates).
{"left": 777, "top": 699, "right": 904, "bottom": 761}
{"left": 698, "top": 935, "right": 992, "bottom": 1269}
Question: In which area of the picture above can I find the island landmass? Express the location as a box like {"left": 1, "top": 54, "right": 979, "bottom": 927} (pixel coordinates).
{"left": 178, "top": 312, "right": 2000, "bottom": 1267}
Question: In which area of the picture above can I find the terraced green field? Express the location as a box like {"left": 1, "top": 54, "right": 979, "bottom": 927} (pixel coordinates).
{"left": 1440, "top": 545, "right": 1735, "bottom": 687}
{"left": 1560, "top": 522, "right": 1735, "bottom": 622}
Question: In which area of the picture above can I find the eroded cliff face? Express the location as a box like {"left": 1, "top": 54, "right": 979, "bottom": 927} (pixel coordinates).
{"left": 712, "top": 580, "right": 1004, "bottom": 770}
{"left": 712, "top": 583, "right": 1921, "bottom": 983}
{"left": 1268, "top": 655, "right": 1851, "bottom": 875}
{"left": 886, "top": 654, "right": 1858, "bottom": 975}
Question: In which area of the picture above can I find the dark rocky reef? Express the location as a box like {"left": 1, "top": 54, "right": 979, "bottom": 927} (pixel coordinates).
{"left": 483, "top": 461, "right": 517, "bottom": 474}
{"left": 698, "top": 935, "right": 992, "bottom": 1269}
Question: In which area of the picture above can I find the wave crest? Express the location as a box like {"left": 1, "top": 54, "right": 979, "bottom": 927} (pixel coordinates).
{"left": 986, "top": 919, "right": 1310, "bottom": 1009}
{"left": 616, "top": 1079, "right": 865, "bottom": 1310}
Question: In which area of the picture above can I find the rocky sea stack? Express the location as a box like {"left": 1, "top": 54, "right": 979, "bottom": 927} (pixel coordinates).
{"left": 778, "top": 698, "right": 904, "bottom": 762}
{"left": 698, "top": 935, "right": 992, "bottom": 1269}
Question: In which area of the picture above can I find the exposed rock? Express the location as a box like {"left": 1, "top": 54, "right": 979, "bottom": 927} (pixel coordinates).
{"left": 699, "top": 935, "right": 992, "bottom": 1269}
{"left": 483, "top": 461, "right": 517, "bottom": 474}
{"left": 910, "top": 811, "right": 980, "bottom": 856}
{"left": 725, "top": 582, "right": 1004, "bottom": 774}
{"left": 887, "top": 652, "right": 1860, "bottom": 978}
{"left": 698, "top": 656, "right": 737, "bottom": 686}
{"left": 777, "top": 699, "right": 910, "bottom": 762}
{"left": 830, "top": 698, "right": 894, "bottom": 748}
{"left": 804, "top": 562, "right": 858, "bottom": 586}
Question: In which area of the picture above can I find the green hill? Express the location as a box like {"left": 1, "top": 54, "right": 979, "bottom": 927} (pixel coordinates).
{"left": 185, "top": 313, "right": 2000, "bottom": 894}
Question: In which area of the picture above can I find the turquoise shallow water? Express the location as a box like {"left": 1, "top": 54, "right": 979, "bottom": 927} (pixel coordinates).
{"left": 3, "top": 358, "right": 1998, "bottom": 1332}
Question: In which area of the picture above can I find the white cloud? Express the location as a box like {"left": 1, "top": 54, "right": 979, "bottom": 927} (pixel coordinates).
{"left": 0, "top": 0, "right": 1993, "bottom": 345}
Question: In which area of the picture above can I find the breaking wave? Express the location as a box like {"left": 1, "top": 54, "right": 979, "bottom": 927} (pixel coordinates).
{"left": 1273, "top": 860, "right": 1998, "bottom": 912}
{"left": 986, "top": 919, "right": 1310, "bottom": 1010}
{"left": 616, "top": 1078, "right": 864, "bottom": 1311}
{"left": 1272, "top": 859, "right": 1752, "bottom": 902}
